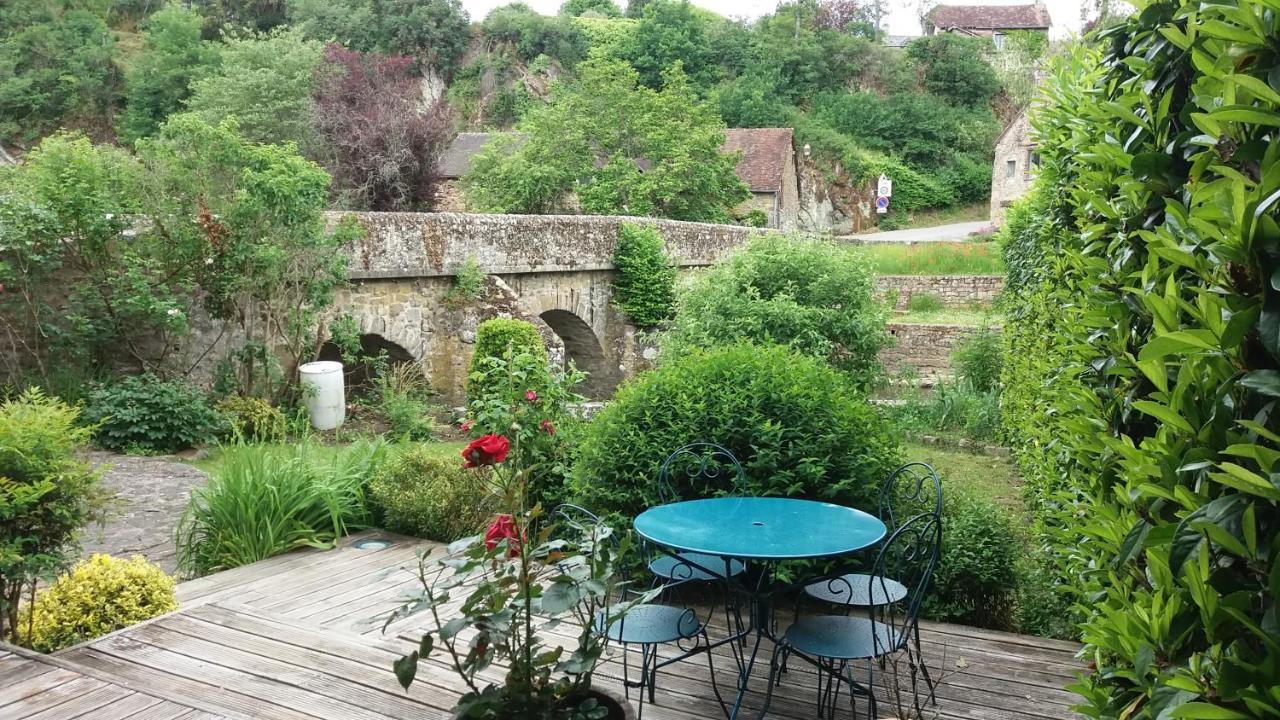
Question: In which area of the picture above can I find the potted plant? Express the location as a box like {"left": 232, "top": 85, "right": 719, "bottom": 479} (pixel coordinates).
{"left": 388, "top": 351, "right": 645, "bottom": 719}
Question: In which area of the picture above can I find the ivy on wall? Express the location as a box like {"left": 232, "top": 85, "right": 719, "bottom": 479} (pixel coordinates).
{"left": 999, "top": 2, "right": 1280, "bottom": 717}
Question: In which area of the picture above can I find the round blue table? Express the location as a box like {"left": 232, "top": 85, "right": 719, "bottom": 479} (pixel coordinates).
{"left": 634, "top": 497, "right": 886, "bottom": 718}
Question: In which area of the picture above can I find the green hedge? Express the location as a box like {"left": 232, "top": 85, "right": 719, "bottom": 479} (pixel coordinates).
{"left": 570, "top": 344, "right": 901, "bottom": 520}
{"left": 1000, "top": 5, "right": 1280, "bottom": 717}
{"left": 611, "top": 223, "right": 676, "bottom": 328}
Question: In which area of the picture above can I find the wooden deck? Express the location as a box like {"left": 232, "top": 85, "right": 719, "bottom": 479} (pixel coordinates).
{"left": 3, "top": 532, "right": 1084, "bottom": 719}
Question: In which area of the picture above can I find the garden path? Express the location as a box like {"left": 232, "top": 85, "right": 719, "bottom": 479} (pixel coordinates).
{"left": 78, "top": 452, "right": 209, "bottom": 575}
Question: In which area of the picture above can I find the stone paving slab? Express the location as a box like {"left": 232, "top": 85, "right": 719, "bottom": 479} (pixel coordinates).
{"left": 78, "top": 452, "right": 209, "bottom": 575}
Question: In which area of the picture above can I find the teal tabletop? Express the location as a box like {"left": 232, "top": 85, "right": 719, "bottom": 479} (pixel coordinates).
{"left": 634, "top": 497, "right": 886, "bottom": 561}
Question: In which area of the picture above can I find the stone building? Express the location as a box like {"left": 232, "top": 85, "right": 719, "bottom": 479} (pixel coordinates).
{"left": 721, "top": 128, "right": 801, "bottom": 231}
{"left": 432, "top": 128, "right": 802, "bottom": 230}
{"left": 989, "top": 108, "right": 1036, "bottom": 226}
{"left": 923, "top": 3, "right": 1050, "bottom": 49}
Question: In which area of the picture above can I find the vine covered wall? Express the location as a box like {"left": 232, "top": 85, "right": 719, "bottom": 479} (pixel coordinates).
{"left": 999, "top": 2, "right": 1279, "bottom": 717}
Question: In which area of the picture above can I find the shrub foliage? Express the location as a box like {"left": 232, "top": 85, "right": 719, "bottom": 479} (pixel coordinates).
{"left": 1000, "top": 5, "right": 1280, "bottom": 717}
{"left": 85, "top": 375, "right": 226, "bottom": 453}
{"left": 369, "top": 445, "right": 494, "bottom": 541}
{"left": 663, "top": 234, "right": 889, "bottom": 389}
{"left": 0, "top": 389, "right": 105, "bottom": 644}
{"left": 572, "top": 344, "right": 901, "bottom": 519}
{"left": 611, "top": 223, "right": 676, "bottom": 329}
{"left": 19, "top": 554, "right": 177, "bottom": 652}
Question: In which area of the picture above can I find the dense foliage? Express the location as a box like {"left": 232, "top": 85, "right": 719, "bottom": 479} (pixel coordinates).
{"left": 0, "top": 389, "right": 105, "bottom": 644}
{"left": 119, "top": 3, "right": 221, "bottom": 145}
{"left": 83, "top": 374, "right": 226, "bottom": 453}
{"left": 572, "top": 343, "right": 901, "bottom": 520}
{"left": 368, "top": 444, "right": 493, "bottom": 541}
{"left": 289, "top": 0, "right": 470, "bottom": 77}
{"left": 465, "top": 58, "right": 747, "bottom": 222}
{"left": 314, "top": 45, "right": 452, "bottom": 210}
{"left": 1000, "top": 4, "right": 1280, "bottom": 716}
{"left": 610, "top": 223, "right": 676, "bottom": 329}
{"left": 926, "top": 486, "right": 1020, "bottom": 629}
{"left": 663, "top": 234, "right": 889, "bottom": 389}
{"left": 467, "top": 318, "right": 548, "bottom": 401}
{"left": 18, "top": 554, "right": 177, "bottom": 652}
{"left": 184, "top": 28, "right": 324, "bottom": 150}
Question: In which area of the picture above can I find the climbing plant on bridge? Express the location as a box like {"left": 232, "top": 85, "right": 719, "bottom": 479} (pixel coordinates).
{"left": 1000, "top": 2, "right": 1280, "bottom": 717}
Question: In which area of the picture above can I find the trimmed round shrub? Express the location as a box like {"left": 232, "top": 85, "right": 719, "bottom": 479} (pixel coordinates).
{"left": 924, "top": 485, "right": 1020, "bottom": 630}
{"left": 662, "top": 234, "right": 890, "bottom": 391}
{"left": 19, "top": 554, "right": 177, "bottom": 652}
{"left": 467, "top": 318, "right": 547, "bottom": 400}
{"left": 571, "top": 344, "right": 901, "bottom": 518}
{"left": 83, "top": 374, "right": 225, "bottom": 453}
{"left": 369, "top": 445, "right": 495, "bottom": 542}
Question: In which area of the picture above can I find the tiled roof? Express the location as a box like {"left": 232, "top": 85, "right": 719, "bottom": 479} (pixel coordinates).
{"left": 929, "top": 3, "right": 1051, "bottom": 30}
{"left": 721, "top": 128, "right": 794, "bottom": 193}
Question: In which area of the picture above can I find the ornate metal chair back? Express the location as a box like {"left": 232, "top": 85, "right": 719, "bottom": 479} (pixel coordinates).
{"left": 866, "top": 511, "right": 942, "bottom": 656}
{"left": 878, "top": 462, "right": 942, "bottom": 531}
{"left": 654, "top": 443, "right": 748, "bottom": 505}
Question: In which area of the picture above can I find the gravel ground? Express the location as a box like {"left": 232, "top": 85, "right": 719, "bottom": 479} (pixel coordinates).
{"left": 77, "top": 451, "right": 209, "bottom": 575}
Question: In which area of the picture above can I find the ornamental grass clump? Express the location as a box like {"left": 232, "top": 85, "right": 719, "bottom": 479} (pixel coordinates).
{"left": 19, "top": 554, "right": 177, "bottom": 652}
{"left": 389, "top": 382, "right": 643, "bottom": 719}
{"left": 176, "top": 439, "right": 387, "bottom": 575}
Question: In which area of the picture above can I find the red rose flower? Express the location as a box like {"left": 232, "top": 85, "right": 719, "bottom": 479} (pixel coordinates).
{"left": 539, "top": 419, "right": 556, "bottom": 436}
{"left": 525, "top": 390, "right": 538, "bottom": 402}
{"left": 484, "top": 514, "right": 522, "bottom": 556}
{"left": 459, "top": 420, "right": 473, "bottom": 433}
{"left": 462, "top": 434, "right": 509, "bottom": 468}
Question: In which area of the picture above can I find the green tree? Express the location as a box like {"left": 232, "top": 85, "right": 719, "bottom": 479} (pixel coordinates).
{"left": 624, "top": 0, "right": 651, "bottom": 18}
{"left": 620, "top": 0, "right": 716, "bottom": 89}
{"left": 464, "top": 59, "right": 747, "bottom": 222}
{"left": 139, "top": 115, "right": 358, "bottom": 399}
{"left": 183, "top": 28, "right": 324, "bottom": 150}
{"left": 560, "top": 0, "right": 620, "bottom": 17}
{"left": 290, "top": 0, "right": 470, "bottom": 76}
{"left": 714, "top": 72, "right": 791, "bottom": 128}
{"left": 906, "top": 34, "right": 1000, "bottom": 107}
{"left": 118, "top": 2, "right": 221, "bottom": 144}
{"left": 662, "top": 233, "right": 890, "bottom": 390}
{"left": 0, "top": 5, "right": 119, "bottom": 145}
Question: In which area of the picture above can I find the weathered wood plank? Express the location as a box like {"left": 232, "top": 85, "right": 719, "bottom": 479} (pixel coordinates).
{"left": 0, "top": 676, "right": 104, "bottom": 719}
{"left": 21, "top": 684, "right": 133, "bottom": 720}
{"left": 72, "top": 691, "right": 164, "bottom": 720}
{"left": 0, "top": 667, "right": 83, "bottom": 709}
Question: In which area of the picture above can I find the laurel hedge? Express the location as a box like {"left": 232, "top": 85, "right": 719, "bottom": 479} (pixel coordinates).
{"left": 999, "top": 3, "right": 1280, "bottom": 717}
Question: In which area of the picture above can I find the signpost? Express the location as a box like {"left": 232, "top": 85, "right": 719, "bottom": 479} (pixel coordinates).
{"left": 876, "top": 174, "right": 892, "bottom": 214}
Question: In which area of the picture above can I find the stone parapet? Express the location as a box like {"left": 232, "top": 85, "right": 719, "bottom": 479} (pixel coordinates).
{"left": 328, "top": 211, "right": 768, "bottom": 279}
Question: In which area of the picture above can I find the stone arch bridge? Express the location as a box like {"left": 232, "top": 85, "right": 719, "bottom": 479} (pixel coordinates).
{"left": 325, "top": 212, "right": 763, "bottom": 402}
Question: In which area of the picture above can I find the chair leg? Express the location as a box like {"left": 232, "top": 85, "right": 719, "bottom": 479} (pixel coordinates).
{"left": 914, "top": 623, "right": 938, "bottom": 706}
{"left": 700, "top": 629, "right": 729, "bottom": 719}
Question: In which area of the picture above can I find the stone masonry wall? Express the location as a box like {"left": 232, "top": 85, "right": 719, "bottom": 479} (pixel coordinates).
{"left": 875, "top": 275, "right": 1004, "bottom": 310}
{"left": 330, "top": 211, "right": 767, "bottom": 279}
{"left": 879, "top": 323, "right": 991, "bottom": 379}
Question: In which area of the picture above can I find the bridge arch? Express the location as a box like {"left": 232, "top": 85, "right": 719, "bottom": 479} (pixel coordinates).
{"left": 537, "top": 309, "right": 615, "bottom": 398}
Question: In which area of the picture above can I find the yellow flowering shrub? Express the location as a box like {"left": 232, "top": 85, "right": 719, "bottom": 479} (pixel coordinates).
{"left": 19, "top": 554, "right": 177, "bottom": 652}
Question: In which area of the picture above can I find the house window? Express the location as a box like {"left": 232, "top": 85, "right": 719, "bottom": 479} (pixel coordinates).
{"left": 993, "top": 32, "right": 1006, "bottom": 51}
{"left": 1006, "top": 159, "right": 1017, "bottom": 178}
{"left": 1025, "top": 149, "right": 1040, "bottom": 178}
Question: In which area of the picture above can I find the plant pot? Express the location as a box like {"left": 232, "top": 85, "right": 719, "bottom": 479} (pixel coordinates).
{"left": 585, "top": 687, "right": 635, "bottom": 720}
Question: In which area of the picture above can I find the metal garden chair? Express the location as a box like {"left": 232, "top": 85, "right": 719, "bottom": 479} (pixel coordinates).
{"left": 801, "top": 462, "right": 942, "bottom": 698}
{"left": 551, "top": 505, "right": 726, "bottom": 719}
{"left": 647, "top": 443, "right": 750, "bottom": 587}
{"left": 763, "top": 511, "right": 943, "bottom": 720}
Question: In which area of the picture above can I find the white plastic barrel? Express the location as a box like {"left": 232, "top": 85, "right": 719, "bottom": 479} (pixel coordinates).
{"left": 298, "top": 361, "right": 346, "bottom": 430}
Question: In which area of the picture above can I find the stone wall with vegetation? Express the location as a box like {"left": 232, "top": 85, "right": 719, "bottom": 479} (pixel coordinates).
{"left": 876, "top": 275, "right": 1004, "bottom": 309}
{"left": 879, "top": 323, "right": 984, "bottom": 379}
